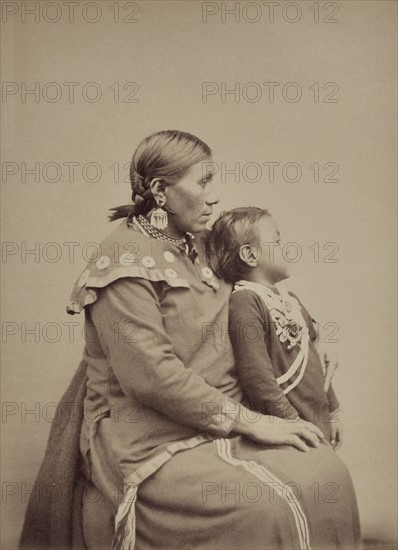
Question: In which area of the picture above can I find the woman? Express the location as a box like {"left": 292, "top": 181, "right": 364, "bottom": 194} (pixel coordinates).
{"left": 20, "top": 130, "right": 360, "bottom": 550}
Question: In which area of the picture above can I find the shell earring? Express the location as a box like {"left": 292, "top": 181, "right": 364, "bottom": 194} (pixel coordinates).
{"left": 150, "top": 198, "right": 168, "bottom": 230}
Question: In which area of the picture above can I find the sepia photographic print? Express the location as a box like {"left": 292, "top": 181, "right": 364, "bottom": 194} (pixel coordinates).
{"left": 1, "top": 1, "right": 397, "bottom": 549}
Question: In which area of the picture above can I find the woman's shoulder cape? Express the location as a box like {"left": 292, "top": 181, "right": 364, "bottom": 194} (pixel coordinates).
{"left": 67, "top": 220, "right": 209, "bottom": 315}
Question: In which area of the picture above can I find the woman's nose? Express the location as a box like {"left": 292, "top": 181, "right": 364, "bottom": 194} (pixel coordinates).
{"left": 206, "top": 182, "right": 220, "bottom": 205}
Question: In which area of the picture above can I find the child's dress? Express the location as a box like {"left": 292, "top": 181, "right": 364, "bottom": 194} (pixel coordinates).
{"left": 229, "top": 280, "right": 339, "bottom": 441}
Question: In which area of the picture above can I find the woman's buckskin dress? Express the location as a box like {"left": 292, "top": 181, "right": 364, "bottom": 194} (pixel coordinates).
{"left": 20, "top": 219, "right": 360, "bottom": 550}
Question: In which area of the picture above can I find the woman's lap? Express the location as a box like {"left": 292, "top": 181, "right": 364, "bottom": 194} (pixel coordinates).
{"left": 234, "top": 438, "right": 360, "bottom": 548}
{"left": 82, "top": 436, "right": 360, "bottom": 550}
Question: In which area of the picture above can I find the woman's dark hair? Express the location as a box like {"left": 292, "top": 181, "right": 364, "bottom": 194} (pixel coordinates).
{"left": 207, "top": 207, "right": 271, "bottom": 283}
{"left": 109, "top": 130, "right": 212, "bottom": 221}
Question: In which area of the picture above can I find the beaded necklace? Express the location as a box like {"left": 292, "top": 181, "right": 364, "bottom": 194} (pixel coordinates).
{"left": 132, "top": 215, "right": 187, "bottom": 247}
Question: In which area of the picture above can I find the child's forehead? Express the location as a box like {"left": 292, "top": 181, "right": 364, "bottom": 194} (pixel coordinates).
{"left": 257, "top": 215, "right": 279, "bottom": 235}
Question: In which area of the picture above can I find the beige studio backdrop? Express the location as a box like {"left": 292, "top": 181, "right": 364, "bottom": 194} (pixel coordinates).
{"left": 1, "top": 0, "right": 397, "bottom": 548}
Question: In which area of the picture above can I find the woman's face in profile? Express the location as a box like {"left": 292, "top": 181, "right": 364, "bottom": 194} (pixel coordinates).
{"left": 165, "top": 160, "right": 220, "bottom": 234}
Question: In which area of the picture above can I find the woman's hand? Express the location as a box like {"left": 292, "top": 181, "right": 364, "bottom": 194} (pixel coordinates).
{"left": 233, "top": 412, "right": 324, "bottom": 452}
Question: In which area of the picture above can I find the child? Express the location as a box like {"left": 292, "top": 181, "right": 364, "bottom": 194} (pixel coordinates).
{"left": 207, "top": 207, "right": 343, "bottom": 448}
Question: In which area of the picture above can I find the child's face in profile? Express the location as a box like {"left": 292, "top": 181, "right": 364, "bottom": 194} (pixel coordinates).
{"left": 253, "top": 216, "right": 291, "bottom": 284}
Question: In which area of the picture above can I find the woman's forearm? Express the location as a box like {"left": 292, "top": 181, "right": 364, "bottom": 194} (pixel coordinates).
{"left": 91, "top": 278, "right": 240, "bottom": 436}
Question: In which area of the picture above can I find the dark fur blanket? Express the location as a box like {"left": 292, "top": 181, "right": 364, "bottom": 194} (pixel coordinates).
{"left": 19, "top": 360, "right": 88, "bottom": 550}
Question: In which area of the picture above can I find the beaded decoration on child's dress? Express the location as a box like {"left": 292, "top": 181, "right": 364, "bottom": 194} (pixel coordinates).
{"left": 233, "top": 280, "right": 310, "bottom": 395}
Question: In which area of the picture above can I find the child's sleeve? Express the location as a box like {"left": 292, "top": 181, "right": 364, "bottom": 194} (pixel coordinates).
{"left": 326, "top": 385, "right": 340, "bottom": 412}
{"left": 229, "top": 290, "right": 299, "bottom": 420}
{"left": 289, "top": 292, "right": 340, "bottom": 413}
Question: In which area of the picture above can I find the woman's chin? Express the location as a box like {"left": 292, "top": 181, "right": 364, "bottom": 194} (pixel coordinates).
{"left": 188, "top": 220, "right": 209, "bottom": 233}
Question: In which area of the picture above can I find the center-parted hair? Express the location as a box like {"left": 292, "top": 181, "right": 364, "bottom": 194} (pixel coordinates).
{"left": 207, "top": 207, "right": 271, "bottom": 283}
{"left": 109, "top": 130, "right": 212, "bottom": 221}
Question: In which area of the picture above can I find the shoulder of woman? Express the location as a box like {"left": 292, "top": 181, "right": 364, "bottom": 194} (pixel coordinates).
{"left": 66, "top": 219, "right": 190, "bottom": 315}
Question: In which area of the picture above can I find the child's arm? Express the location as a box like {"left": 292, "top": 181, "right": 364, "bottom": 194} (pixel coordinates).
{"left": 326, "top": 384, "right": 340, "bottom": 413}
{"left": 327, "top": 407, "right": 344, "bottom": 450}
{"left": 325, "top": 383, "right": 343, "bottom": 449}
{"left": 290, "top": 293, "right": 341, "bottom": 414}
{"left": 297, "top": 299, "right": 343, "bottom": 449}
{"left": 229, "top": 290, "right": 299, "bottom": 421}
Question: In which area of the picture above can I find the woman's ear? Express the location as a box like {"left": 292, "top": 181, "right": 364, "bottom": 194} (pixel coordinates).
{"left": 239, "top": 244, "right": 259, "bottom": 267}
{"left": 149, "top": 178, "right": 166, "bottom": 205}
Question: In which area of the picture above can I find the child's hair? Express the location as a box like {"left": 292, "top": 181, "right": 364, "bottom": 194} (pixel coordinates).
{"left": 207, "top": 207, "right": 271, "bottom": 283}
